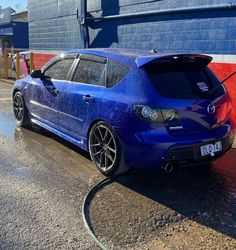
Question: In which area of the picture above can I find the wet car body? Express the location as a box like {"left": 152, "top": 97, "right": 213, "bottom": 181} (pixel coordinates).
{"left": 12, "top": 49, "right": 234, "bottom": 174}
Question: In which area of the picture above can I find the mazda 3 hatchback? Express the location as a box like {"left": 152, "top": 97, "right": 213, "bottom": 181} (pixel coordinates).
{"left": 12, "top": 49, "right": 234, "bottom": 176}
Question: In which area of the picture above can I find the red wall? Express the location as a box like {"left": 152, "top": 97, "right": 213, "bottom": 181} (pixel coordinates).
{"left": 209, "top": 62, "right": 236, "bottom": 127}
{"left": 34, "top": 53, "right": 55, "bottom": 69}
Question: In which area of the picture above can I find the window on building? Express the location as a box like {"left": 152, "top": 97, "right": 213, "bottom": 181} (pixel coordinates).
{"left": 107, "top": 60, "right": 130, "bottom": 87}
{"left": 44, "top": 58, "right": 74, "bottom": 80}
{"left": 72, "top": 59, "right": 106, "bottom": 86}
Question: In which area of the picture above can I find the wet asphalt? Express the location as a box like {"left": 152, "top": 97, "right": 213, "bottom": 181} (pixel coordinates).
{"left": 0, "top": 80, "right": 236, "bottom": 250}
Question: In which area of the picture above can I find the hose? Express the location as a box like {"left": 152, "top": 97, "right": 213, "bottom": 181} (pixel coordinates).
{"left": 82, "top": 177, "right": 114, "bottom": 250}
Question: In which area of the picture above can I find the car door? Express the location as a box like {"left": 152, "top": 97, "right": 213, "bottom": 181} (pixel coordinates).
{"left": 27, "top": 55, "right": 75, "bottom": 128}
{"left": 57, "top": 53, "right": 107, "bottom": 140}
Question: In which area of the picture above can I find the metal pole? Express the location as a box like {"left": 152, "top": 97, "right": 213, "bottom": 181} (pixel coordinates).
{"left": 16, "top": 52, "right": 20, "bottom": 80}
{"left": 4, "top": 50, "right": 8, "bottom": 79}
{"left": 78, "top": 0, "right": 89, "bottom": 48}
{"left": 30, "top": 52, "right": 34, "bottom": 73}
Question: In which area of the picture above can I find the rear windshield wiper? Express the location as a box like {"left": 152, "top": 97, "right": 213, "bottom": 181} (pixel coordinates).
{"left": 209, "top": 71, "right": 236, "bottom": 95}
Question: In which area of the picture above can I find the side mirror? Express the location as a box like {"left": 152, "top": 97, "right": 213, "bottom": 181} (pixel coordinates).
{"left": 30, "top": 69, "right": 44, "bottom": 79}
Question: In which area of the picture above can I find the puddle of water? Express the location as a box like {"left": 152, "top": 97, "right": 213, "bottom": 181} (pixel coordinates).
{"left": 0, "top": 112, "right": 16, "bottom": 140}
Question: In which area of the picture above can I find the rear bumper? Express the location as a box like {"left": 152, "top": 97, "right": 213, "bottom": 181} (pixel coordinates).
{"left": 116, "top": 125, "right": 235, "bottom": 169}
{"left": 164, "top": 133, "right": 233, "bottom": 167}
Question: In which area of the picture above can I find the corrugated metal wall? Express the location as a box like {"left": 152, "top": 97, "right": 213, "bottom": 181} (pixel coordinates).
{"left": 28, "top": 0, "right": 236, "bottom": 55}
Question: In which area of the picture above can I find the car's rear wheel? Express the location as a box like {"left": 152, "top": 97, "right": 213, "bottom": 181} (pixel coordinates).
{"left": 13, "top": 91, "right": 31, "bottom": 127}
{"left": 88, "top": 122, "right": 128, "bottom": 176}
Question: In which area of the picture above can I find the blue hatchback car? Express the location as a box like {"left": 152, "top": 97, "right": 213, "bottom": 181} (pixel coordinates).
{"left": 13, "top": 49, "right": 234, "bottom": 176}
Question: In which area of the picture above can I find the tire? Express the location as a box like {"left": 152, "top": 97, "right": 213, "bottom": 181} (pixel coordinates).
{"left": 88, "top": 121, "right": 129, "bottom": 176}
{"left": 13, "top": 91, "right": 31, "bottom": 127}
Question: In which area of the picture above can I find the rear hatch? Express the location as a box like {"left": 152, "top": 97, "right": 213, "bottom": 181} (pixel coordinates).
{"left": 138, "top": 54, "right": 231, "bottom": 135}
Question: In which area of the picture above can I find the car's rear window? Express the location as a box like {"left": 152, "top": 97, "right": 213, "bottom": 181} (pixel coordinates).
{"left": 145, "top": 62, "right": 226, "bottom": 99}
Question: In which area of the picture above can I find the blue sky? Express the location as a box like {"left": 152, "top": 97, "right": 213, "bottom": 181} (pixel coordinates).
{"left": 0, "top": 0, "right": 27, "bottom": 10}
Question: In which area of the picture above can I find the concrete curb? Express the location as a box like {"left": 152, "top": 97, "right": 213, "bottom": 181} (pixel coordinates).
{"left": 0, "top": 78, "right": 15, "bottom": 85}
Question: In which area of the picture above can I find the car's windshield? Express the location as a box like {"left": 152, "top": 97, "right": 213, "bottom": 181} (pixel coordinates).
{"left": 145, "top": 62, "right": 226, "bottom": 99}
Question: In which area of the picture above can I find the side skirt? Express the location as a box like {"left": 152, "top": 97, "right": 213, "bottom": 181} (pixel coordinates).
{"left": 31, "top": 118, "right": 88, "bottom": 151}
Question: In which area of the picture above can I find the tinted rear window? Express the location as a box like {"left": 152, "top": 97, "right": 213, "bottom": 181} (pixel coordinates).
{"left": 145, "top": 62, "right": 225, "bottom": 99}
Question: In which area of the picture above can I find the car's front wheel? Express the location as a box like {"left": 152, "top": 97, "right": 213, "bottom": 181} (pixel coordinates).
{"left": 13, "top": 91, "right": 31, "bottom": 127}
{"left": 88, "top": 121, "right": 128, "bottom": 176}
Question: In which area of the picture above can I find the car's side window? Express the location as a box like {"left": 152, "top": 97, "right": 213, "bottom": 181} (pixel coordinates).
{"left": 44, "top": 58, "right": 74, "bottom": 80}
{"left": 72, "top": 59, "right": 106, "bottom": 86}
{"left": 107, "top": 60, "right": 130, "bottom": 87}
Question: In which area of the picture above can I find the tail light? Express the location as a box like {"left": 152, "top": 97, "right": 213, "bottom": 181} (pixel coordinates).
{"left": 133, "top": 105, "right": 180, "bottom": 123}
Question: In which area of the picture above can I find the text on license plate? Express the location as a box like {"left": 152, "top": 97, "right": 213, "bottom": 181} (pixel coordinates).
{"left": 200, "top": 141, "right": 222, "bottom": 157}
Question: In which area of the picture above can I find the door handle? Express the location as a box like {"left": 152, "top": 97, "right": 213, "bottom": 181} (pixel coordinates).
{"left": 49, "top": 89, "right": 59, "bottom": 96}
{"left": 82, "top": 95, "right": 94, "bottom": 103}
{"left": 51, "top": 89, "right": 59, "bottom": 95}
{"left": 46, "top": 86, "right": 59, "bottom": 96}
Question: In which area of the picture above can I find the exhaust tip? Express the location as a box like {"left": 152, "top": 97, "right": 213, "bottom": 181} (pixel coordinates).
{"left": 162, "top": 162, "right": 174, "bottom": 173}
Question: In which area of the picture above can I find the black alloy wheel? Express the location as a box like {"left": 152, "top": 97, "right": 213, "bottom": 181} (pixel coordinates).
{"left": 13, "top": 91, "right": 31, "bottom": 127}
{"left": 89, "top": 122, "right": 121, "bottom": 176}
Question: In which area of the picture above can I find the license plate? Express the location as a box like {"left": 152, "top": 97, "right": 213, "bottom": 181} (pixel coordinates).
{"left": 200, "top": 141, "right": 222, "bottom": 157}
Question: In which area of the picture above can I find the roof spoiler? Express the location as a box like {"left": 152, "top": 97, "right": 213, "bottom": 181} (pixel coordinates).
{"left": 136, "top": 54, "right": 213, "bottom": 68}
